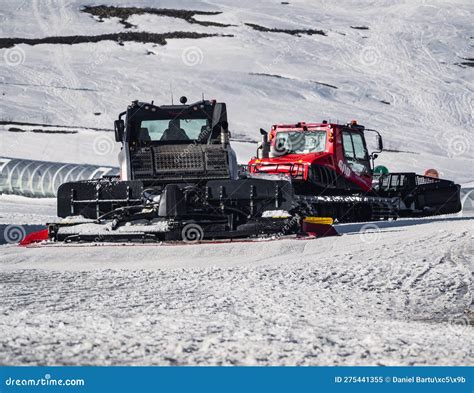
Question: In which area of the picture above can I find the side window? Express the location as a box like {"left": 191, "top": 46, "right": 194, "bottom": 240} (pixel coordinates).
{"left": 342, "top": 131, "right": 368, "bottom": 160}
{"left": 342, "top": 132, "right": 355, "bottom": 158}
{"left": 352, "top": 133, "right": 368, "bottom": 160}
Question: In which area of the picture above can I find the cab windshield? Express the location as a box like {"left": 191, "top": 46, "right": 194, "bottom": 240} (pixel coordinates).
{"left": 273, "top": 130, "right": 327, "bottom": 155}
{"left": 137, "top": 118, "right": 211, "bottom": 143}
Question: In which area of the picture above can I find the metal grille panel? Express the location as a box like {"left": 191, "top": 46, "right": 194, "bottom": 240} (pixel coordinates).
{"left": 154, "top": 145, "right": 204, "bottom": 173}
{"left": 130, "top": 149, "right": 154, "bottom": 179}
{"left": 131, "top": 145, "right": 230, "bottom": 181}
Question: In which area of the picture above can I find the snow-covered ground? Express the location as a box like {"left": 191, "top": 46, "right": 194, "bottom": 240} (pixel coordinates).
{"left": 0, "top": 214, "right": 473, "bottom": 365}
{"left": 0, "top": 194, "right": 55, "bottom": 225}
{"left": 0, "top": 0, "right": 473, "bottom": 366}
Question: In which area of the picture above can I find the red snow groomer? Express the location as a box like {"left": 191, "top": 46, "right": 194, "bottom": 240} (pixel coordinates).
{"left": 248, "top": 121, "right": 461, "bottom": 222}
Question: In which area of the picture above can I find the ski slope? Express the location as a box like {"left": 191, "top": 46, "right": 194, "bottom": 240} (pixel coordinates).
{"left": 0, "top": 0, "right": 472, "bottom": 182}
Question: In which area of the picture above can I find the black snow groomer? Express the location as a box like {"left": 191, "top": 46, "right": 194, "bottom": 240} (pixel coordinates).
{"left": 50, "top": 97, "right": 300, "bottom": 242}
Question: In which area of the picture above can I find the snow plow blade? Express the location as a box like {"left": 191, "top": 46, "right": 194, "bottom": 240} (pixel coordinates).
{"left": 19, "top": 228, "right": 49, "bottom": 246}
{"left": 302, "top": 217, "right": 339, "bottom": 237}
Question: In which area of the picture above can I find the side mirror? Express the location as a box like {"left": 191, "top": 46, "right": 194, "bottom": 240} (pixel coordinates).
{"left": 221, "top": 121, "right": 229, "bottom": 131}
{"left": 377, "top": 134, "right": 384, "bottom": 152}
{"left": 114, "top": 120, "right": 125, "bottom": 142}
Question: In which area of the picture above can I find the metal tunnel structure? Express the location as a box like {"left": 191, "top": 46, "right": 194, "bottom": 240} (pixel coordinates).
{"left": 0, "top": 157, "right": 119, "bottom": 198}
{"left": 460, "top": 188, "right": 474, "bottom": 212}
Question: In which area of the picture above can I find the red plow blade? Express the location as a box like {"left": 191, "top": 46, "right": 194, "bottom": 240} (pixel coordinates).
{"left": 19, "top": 228, "right": 49, "bottom": 246}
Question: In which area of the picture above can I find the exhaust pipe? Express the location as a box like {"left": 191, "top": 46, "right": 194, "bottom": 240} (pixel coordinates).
{"left": 258, "top": 128, "right": 270, "bottom": 159}
{"left": 220, "top": 121, "right": 230, "bottom": 146}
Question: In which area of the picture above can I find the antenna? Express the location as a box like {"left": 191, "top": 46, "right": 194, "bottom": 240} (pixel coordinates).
{"left": 202, "top": 92, "right": 204, "bottom": 101}
{"left": 169, "top": 83, "right": 174, "bottom": 105}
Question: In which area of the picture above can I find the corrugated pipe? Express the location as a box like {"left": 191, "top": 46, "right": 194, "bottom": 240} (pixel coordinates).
{"left": 460, "top": 188, "right": 474, "bottom": 212}
{"left": 0, "top": 157, "right": 119, "bottom": 198}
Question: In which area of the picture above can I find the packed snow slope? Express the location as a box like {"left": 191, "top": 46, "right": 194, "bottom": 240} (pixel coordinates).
{"left": 0, "top": 0, "right": 472, "bottom": 182}
{"left": 0, "top": 0, "right": 473, "bottom": 367}
{"left": 0, "top": 215, "right": 473, "bottom": 365}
